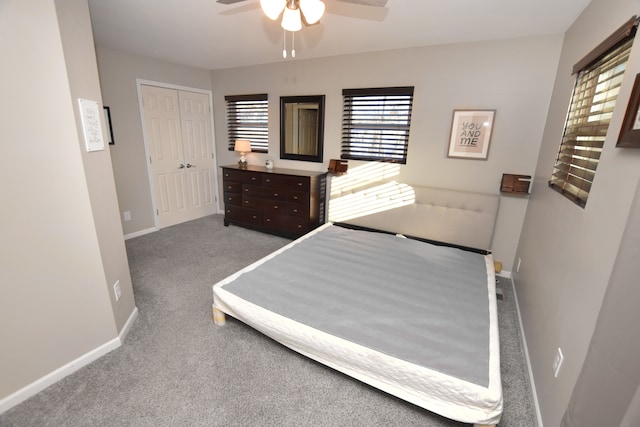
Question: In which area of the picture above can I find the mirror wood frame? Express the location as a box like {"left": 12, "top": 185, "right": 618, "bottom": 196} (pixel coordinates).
{"left": 280, "top": 95, "right": 325, "bottom": 163}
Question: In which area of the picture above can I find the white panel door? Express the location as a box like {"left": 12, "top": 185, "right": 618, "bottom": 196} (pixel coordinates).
{"left": 178, "top": 90, "right": 216, "bottom": 221}
{"left": 142, "top": 85, "right": 215, "bottom": 228}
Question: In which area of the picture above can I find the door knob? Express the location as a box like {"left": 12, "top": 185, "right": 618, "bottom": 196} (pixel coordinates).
{"left": 178, "top": 164, "right": 185, "bottom": 169}
{"left": 186, "top": 163, "right": 195, "bottom": 168}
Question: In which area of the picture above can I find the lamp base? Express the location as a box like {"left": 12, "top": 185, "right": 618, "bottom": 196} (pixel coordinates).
{"left": 237, "top": 158, "right": 248, "bottom": 169}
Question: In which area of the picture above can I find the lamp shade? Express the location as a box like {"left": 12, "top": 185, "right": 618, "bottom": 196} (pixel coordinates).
{"left": 260, "top": 0, "right": 286, "bottom": 20}
{"left": 234, "top": 139, "right": 251, "bottom": 153}
{"left": 281, "top": 6, "right": 302, "bottom": 32}
{"left": 299, "top": 0, "right": 325, "bottom": 25}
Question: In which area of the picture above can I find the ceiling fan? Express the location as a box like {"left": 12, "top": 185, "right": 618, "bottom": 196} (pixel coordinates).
{"left": 217, "top": 0, "right": 388, "bottom": 58}
{"left": 216, "top": 0, "right": 388, "bottom": 31}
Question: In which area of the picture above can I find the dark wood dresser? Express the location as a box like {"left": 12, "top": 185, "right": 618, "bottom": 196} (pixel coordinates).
{"left": 221, "top": 165, "right": 328, "bottom": 238}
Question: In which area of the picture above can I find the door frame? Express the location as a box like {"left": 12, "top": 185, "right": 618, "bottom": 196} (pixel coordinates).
{"left": 136, "top": 79, "right": 221, "bottom": 230}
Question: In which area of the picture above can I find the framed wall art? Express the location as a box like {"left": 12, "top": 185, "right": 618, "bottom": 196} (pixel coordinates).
{"left": 104, "top": 106, "right": 115, "bottom": 145}
{"left": 447, "top": 109, "right": 496, "bottom": 159}
{"left": 617, "top": 73, "right": 640, "bottom": 148}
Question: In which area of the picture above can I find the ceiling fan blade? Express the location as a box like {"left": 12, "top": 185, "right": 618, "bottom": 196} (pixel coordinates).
{"left": 216, "top": 0, "right": 249, "bottom": 4}
{"left": 325, "top": 0, "right": 388, "bottom": 21}
{"left": 334, "top": 0, "right": 388, "bottom": 7}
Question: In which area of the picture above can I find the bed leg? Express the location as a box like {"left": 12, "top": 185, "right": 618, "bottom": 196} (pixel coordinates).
{"left": 213, "top": 307, "right": 226, "bottom": 326}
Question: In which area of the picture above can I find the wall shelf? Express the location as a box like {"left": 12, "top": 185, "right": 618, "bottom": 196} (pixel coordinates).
{"left": 500, "top": 173, "right": 531, "bottom": 195}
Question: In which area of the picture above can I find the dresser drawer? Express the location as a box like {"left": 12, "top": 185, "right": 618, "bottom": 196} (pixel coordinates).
{"left": 286, "top": 177, "right": 310, "bottom": 192}
{"left": 223, "top": 169, "right": 262, "bottom": 184}
{"left": 225, "top": 205, "right": 262, "bottom": 225}
{"left": 240, "top": 196, "right": 266, "bottom": 209}
{"left": 224, "top": 193, "right": 242, "bottom": 206}
{"left": 263, "top": 174, "right": 310, "bottom": 192}
{"left": 262, "top": 200, "right": 286, "bottom": 214}
{"left": 286, "top": 204, "right": 309, "bottom": 217}
{"left": 287, "top": 191, "right": 308, "bottom": 205}
{"left": 243, "top": 185, "right": 286, "bottom": 200}
{"left": 223, "top": 181, "right": 242, "bottom": 194}
{"left": 263, "top": 214, "right": 309, "bottom": 233}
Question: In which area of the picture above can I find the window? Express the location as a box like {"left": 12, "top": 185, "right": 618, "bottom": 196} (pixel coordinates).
{"left": 549, "top": 17, "right": 638, "bottom": 207}
{"left": 341, "top": 87, "right": 414, "bottom": 164}
{"left": 225, "top": 94, "right": 269, "bottom": 153}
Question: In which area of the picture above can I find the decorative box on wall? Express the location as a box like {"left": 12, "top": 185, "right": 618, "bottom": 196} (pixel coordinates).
{"left": 222, "top": 165, "right": 328, "bottom": 238}
{"left": 500, "top": 173, "right": 531, "bottom": 195}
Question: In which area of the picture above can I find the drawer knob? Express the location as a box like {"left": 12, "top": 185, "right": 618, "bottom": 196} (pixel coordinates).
{"left": 293, "top": 209, "right": 298, "bottom": 213}
{"left": 245, "top": 201, "right": 249, "bottom": 204}
{"left": 274, "top": 205, "right": 279, "bottom": 209}
{"left": 274, "top": 193, "right": 279, "bottom": 197}
{"left": 292, "top": 196, "right": 298, "bottom": 200}
{"left": 252, "top": 215, "right": 257, "bottom": 219}
{"left": 298, "top": 182, "right": 303, "bottom": 186}
{"left": 251, "top": 177, "right": 257, "bottom": 181}
{"left": 266, "top": 218, "right": 271, "bottom": 222}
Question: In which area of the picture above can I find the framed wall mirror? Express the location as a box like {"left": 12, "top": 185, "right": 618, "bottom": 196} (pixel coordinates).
{"left": 280, "top": 95, "right": 325, "bottom": 162}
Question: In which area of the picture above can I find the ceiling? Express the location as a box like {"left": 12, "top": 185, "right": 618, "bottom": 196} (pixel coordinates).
{"left": 88, "top": 0, "right": 591, "bottom": 71}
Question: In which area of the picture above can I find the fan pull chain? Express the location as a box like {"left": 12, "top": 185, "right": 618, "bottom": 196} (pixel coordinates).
{"left": 282, "top": 30, "right": 296, "bottom": 59}
{"left": 283, "top": 29, "right": 287, "bottom": 58}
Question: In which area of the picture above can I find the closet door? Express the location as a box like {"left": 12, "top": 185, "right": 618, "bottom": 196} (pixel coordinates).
{"left": 141, "top": 85, "right": 216, "bottom": 228}
{"left": 178, "top": 90, "right": 216, "bottom": 222}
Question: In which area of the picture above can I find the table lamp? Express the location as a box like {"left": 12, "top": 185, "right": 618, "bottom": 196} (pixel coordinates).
{"left": 234, "top": 139, "right": 251, "bottom": 168}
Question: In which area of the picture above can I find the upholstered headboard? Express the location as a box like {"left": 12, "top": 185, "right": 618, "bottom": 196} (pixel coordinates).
{"left": 332, "top": 183, "right": 500, "bottom": 251}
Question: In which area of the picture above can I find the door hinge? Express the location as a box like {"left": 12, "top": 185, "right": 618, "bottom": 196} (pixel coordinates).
{"left": 156, "top": 209, "right": 159, "bottom": 216}
{"left": 149, "top": 156, "right": 152, "bottom": 164}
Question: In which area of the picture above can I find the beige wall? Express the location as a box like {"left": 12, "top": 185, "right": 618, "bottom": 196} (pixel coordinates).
{"left": 56, "top": 0, "right": 135, "bottom": 334}
{"left": 95, "top": 46, "right": 213, "bottom": 237}
{"left": 210, "top": 36, "right": 564, "bottom": 269}
{"left": 514, "top": 0, "right": 640, "bottom": 425}
{"left": 0, "top": 0, "right": 134, "bottom": 404}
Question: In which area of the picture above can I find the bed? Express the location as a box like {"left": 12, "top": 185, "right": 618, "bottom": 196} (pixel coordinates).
{"left": 212, "top": 184, "right": 502, "bottom": 426}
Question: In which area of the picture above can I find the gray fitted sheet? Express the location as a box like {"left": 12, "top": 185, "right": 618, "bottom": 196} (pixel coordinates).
{"left": 222, "top": 224, "right": 491, "bottom": 386}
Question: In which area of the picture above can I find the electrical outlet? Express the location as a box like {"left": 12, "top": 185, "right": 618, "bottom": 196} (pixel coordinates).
{"left": 123, "top": 211, "right": 131, "bottom": 221}
{"left": 552, "top": 347, "right": 564, "bottom": 378}
{"left": 517, "top": 257, "right": 522, "bottom": 273}
{"left": 113, "top": 280, "right": 122, "bottom": 302}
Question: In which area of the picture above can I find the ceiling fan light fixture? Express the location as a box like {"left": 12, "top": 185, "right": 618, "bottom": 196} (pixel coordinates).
{"left": 260, "top": 0, "right": 286, "bottom": 20}
{"left": 299, "top": 0, "right": 325, "bottom": 25}
{"left": 281, "top": 5, "right": 302, "bottom": 32}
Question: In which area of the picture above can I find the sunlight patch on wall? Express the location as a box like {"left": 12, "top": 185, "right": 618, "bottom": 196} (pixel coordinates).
{"left": 329, "top": 181, "right": 415, "bottom": 223}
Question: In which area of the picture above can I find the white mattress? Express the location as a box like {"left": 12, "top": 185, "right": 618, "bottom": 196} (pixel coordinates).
{"left": 213, "top": 223, "right": 503, "bottom": 425}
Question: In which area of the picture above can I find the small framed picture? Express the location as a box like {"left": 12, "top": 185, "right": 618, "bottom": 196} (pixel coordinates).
{"left": 617, "top": 73, "right": 640, "bottom": 148}
{"left": 104, "top": 106, "right": 115, "bottom": 145}
{"left": 447, "top": 109, "right": 496, "bottom": 159}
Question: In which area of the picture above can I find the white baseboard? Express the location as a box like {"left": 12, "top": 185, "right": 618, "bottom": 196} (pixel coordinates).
{"left": 119, "top": 306, "right": 138, "bottom": 342}
{"left": 0, "top": 306, "right": 138, "bottom": 414}
{"left": 497, "top": 270, "right": 512, "bottom": 279}
{"left": 124, "top": 227, "right": 157, "bottom": 240}
{"left": 510, "top": 277, "right": 544, "bottom": 427}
